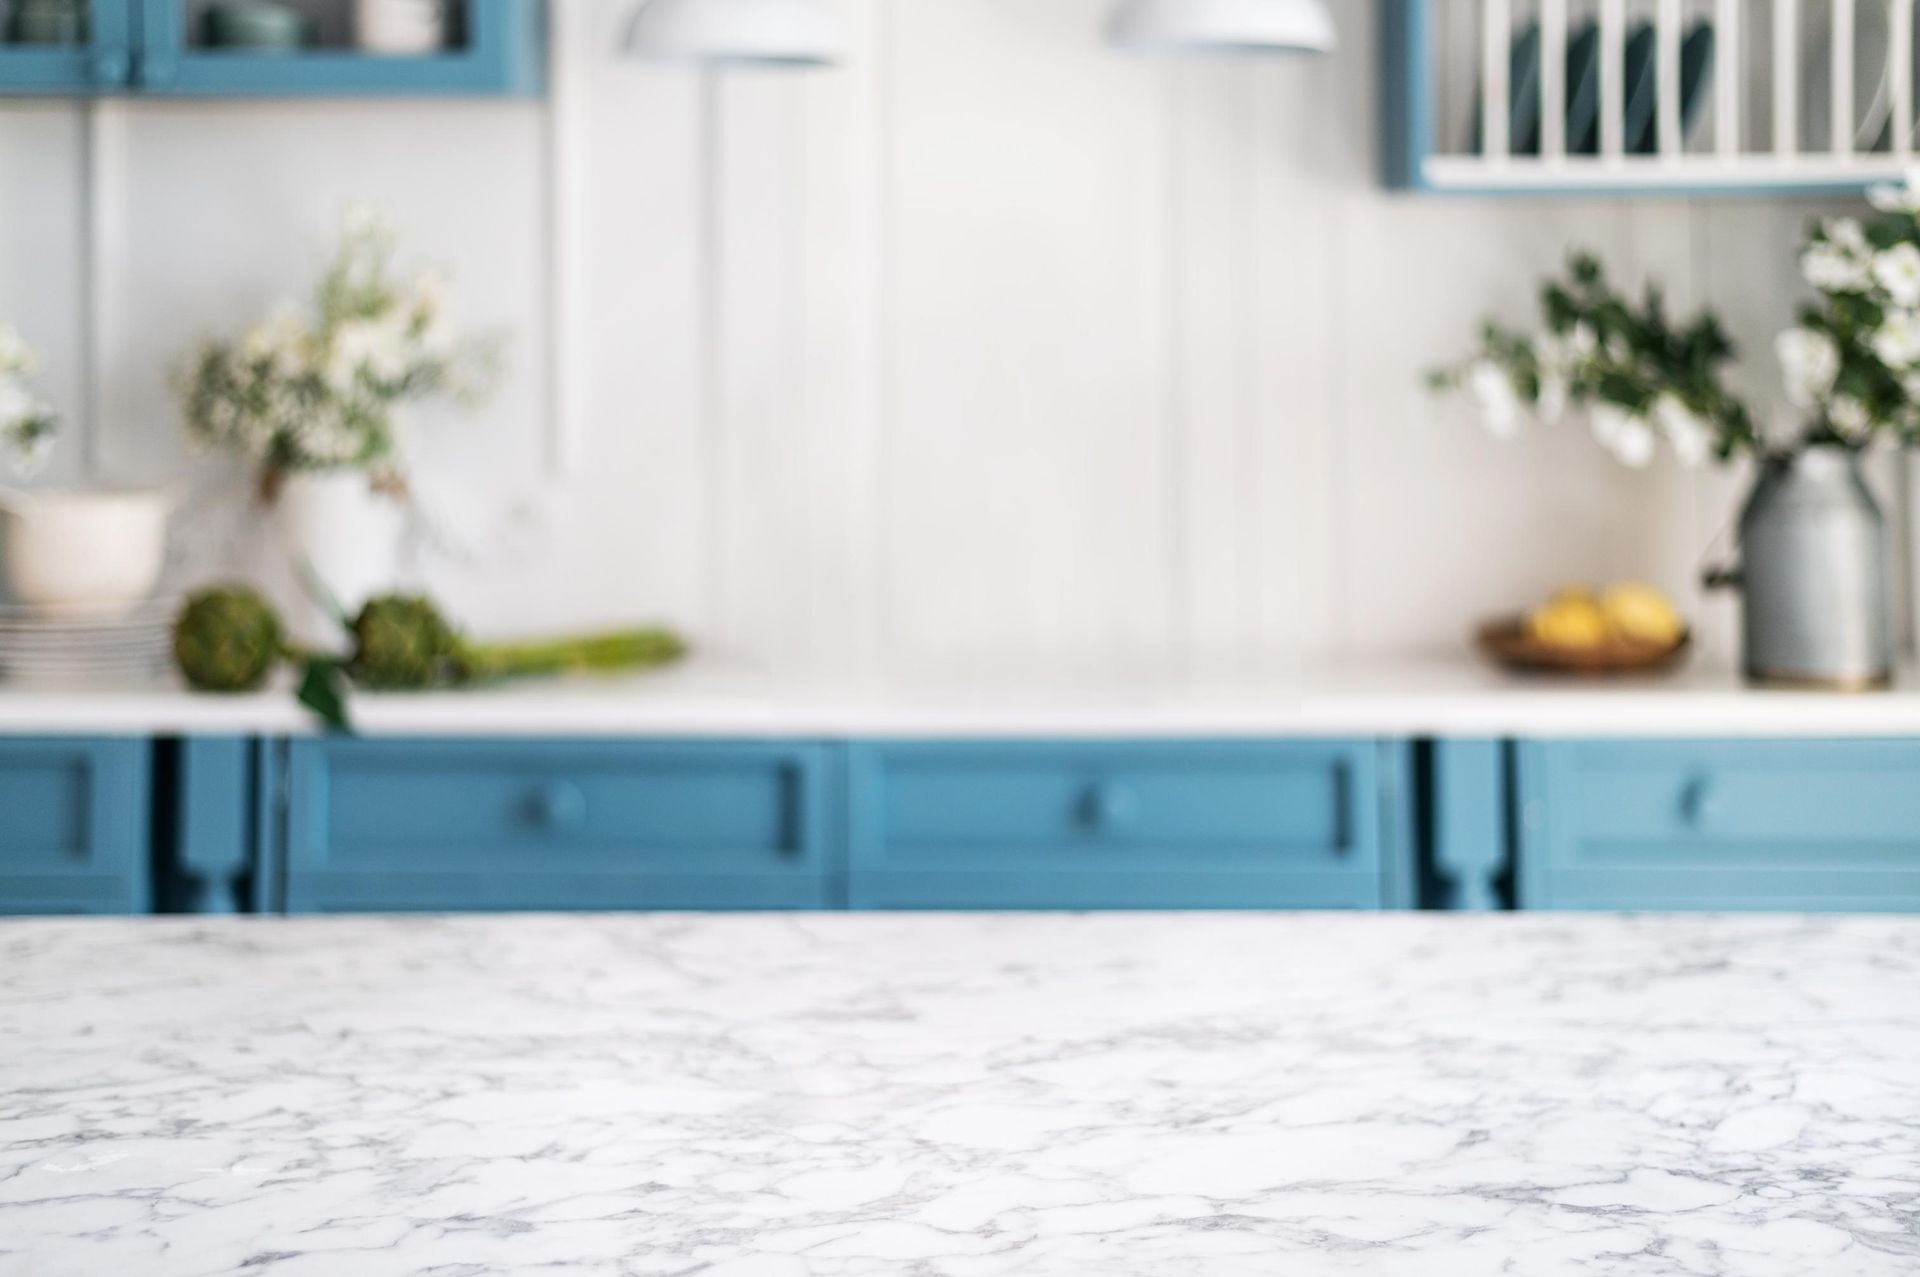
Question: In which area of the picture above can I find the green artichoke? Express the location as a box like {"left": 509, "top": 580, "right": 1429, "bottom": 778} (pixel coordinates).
{"left": 348, "top": 594, "right": 459, "bottom": 690}
{"left": 172, "top": 586, "right": 284, "bottom": 692}
{"left": 348, "top": 593, "right": 686, "bottom": 691}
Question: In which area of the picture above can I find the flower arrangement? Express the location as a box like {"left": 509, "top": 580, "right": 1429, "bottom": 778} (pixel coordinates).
{"left": 0, "top": 324, "right": 59, "bottom": 479}
{"left": 1430, "top": 253, "right": 1757, "bottom": 467}
{"left": 1775, "top": 175, "right": 1920, "bottom": 445}
{"left": 176, "top": 206, "right": 494, "bottom": 493}
{"left": 1435, "top": 172, "right": 1920, "bottom": 464}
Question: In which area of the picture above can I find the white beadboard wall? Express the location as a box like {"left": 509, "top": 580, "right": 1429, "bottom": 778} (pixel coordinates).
{"left": 0, "top": 0, "right": 1894, "bottom": 679}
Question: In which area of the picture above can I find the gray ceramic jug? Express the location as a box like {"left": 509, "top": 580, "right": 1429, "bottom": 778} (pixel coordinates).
{"left": 1710, "top": 448, "right": 1891, "bottom": 689}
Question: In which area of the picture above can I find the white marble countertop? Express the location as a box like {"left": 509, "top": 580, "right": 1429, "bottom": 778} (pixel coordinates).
{"left": 3, "top": 913, "right": 1917, "bottom": 1275}
{"left": 9, "top": 656, "right": 1920, "bottom": 737}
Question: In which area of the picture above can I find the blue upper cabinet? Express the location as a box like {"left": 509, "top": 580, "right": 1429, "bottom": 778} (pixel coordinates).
{"left": 0, "top": 1, "right": 135, "bottom": 94}
{"left": 0, "top": 0, "right": 544, "bottom": 98}
{"left": 136, "top": 0, "right": 544, "bottom": 97}
{"left": 1382, "top": 0, "right": 1903, "bottom": 197}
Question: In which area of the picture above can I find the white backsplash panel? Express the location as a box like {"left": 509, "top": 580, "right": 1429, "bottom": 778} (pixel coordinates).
{"left": 0, "top": 1, "right": 1889, "bottom": 678}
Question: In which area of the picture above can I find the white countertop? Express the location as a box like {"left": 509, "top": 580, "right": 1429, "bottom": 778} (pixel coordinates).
{"left": 7, "top": 657, "right": 1920, "bottom": 737}
{"left": 3, "top": 912, "right": 1916, "bottom": 1275}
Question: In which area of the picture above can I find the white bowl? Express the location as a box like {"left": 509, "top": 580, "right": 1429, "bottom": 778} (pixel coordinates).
{"left": 0, "top": 488, "right": 173, "bottom": 620}
{"left": 355, "top": 0, "right": 447, "bottom": 52}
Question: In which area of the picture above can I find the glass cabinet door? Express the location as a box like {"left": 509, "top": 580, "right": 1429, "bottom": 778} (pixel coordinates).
{"left": 134, "top": 0, "right": 544, "bottom": 97}
{"left": 0, "top": 0, "right": 135, "bottom": 94}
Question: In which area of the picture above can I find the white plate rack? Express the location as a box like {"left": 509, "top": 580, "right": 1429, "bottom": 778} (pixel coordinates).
{"left": 1383, "top": 0, "right": 1920, "bottom": 193}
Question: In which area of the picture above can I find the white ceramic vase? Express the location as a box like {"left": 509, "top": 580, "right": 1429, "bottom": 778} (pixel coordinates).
{"left": 0, "top": 487, "right": 174, "bottom": 619}
{"left": 273, "top": 471, "right": 406, "bottom": 646}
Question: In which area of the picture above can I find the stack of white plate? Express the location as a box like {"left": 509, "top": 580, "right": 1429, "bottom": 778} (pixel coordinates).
{"left": 0, "top": 597, "right": 175, "bottom": 684}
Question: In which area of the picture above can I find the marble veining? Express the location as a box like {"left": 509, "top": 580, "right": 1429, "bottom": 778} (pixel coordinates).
{"left": 2, "top": 913, "right": 1917, "bottom": 1275}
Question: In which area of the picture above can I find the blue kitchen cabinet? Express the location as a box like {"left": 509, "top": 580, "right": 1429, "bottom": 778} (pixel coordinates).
{"left": 276, "top": 738, "right": 843, "bottom": 913}
{"left": 0, "top": 0, "right": 542, "bottom": 97}
{"left": 1380, "top": 0, "right": 1879, "bottom": 198}
{"left": 0, "top": 738, "right": 151, "bottom": 914}
{"left": 135, "top": 0, "right": 544, "bottom": 97}
{"left": 1516, "top": 740, "right": 1920, "bottom": 911}
{"left": 0, "top": 0, "right": 135, "bottom": 94}
{"left": 167, "top": 737, "right": 276, "bottom": 914}
{"left": 1427, "top": 739, "right": 1510, "bottom": 911}
{"left": 848, "top": 740, "right": 1414, "bottom": 910}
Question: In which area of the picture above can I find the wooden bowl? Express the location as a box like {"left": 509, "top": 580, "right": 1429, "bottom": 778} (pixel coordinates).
{"left": 1476, "top": 617, "right": 1692, "bottom": 677}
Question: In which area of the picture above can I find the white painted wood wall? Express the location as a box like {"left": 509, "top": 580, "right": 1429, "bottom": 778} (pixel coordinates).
{"left": 0, "top": 1, "right": 1887, "bottom": 679}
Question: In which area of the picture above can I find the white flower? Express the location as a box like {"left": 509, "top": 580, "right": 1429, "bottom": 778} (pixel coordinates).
{"left": 1828, "top": 217, "right": 1871, "bottom": 253}
{"left": 410, "top": 271, "right": 447, "bottom": 322}
{"left": 1868, "top": 169, "right": 1920, "bottom": 212}
{"left": 1536, "top": 373, "right": 1569, "bottom": 423}
{"left": 1653, "top": 394, "right": 1713, "bottom": 467}
{"left": 328, "top": 312, "right": 415, "bottom": 389}
{"left": 1829, "top": 395, "right": 1872, "bottom": 442}
{"left": 1463, "top": 359, "right": 1523, "bottom": 437}
{"left": 1874, "top": 311, "right": 1920, "bottom": 368}
{"left": 1550, "top": 322, "right": 1598, "bottom": 363}
{"left": 0, "top": 378, "right": 54, "bottom": 478}
{"left": 0, "top": 324, "right": 36, "bottom": 376}
{"left": 408, "top": 271, "right": 454, "bottom": 356}
{"left": 341, "top": 201, "right": 395, "bottom": 245}
{"left": 1777, "top": 328, "right": 1841, "bottom": 407}
{"left": 1875, "top": 243, "right": 1920, "bottom": 308}
{"left": 1612, "top": 418, "right": 1657, "bottom": 467}
{"left": 242, "top": 305, "right": 314, "bottom": 375}
{"left": 1803, "top": 243, "right": 1873, "bottom": 293}
{"left": 0, "top": 377, "right": 34, "bottom": 429}
{"left": 3, "top": 427, "right": 55, "bottom": 479}
{"left": 1590, "top": 402, "right": 1655, "bottom": 467}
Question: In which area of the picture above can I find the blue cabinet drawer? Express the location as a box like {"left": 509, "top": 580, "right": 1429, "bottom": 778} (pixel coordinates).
{"left": 1518, "top": 740, "right": 1920, "bottom": 911}
{"left": 849, "top": 741, "right": 1410, "bottom": 910}
{"left": 283, "top": 740, "right": 840, "bottom": 913}
{"left": 0, "top": 739, "right": 150, "bottom": 914}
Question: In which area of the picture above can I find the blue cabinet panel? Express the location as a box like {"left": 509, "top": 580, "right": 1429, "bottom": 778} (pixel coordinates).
{"left": 0, "top": 738, "right": 150, "bottom": 914}
{"left": 0, "top": 0, "right": 541, "bottom": 97}
{"left": 0, "top": 0, "right": 135, "bottom": 94}
{"left": 1428, "top": 739, "right": 1510, "bottom": 911}
{"left": 171, "top": 737, "right": 260, "bottom": 915}
{"left": 1518, "top": 740, "right": 1920, "bottom": 911}
{"left": 848, "top": 740, "right": 1412, "bottom": 910}
{"left": 281, "top": 739, "right": 841, "bottom": 913}
{"left": 135, "top": 0, "right": 544, "bottom": 97}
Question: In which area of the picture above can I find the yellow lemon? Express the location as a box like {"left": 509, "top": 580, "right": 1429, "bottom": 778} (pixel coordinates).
{"left": 1601, "top": 582, "right": 1684, "bottom": 646}
{"left": 1528, "top": 594, "right": 1610, "bottom": 649}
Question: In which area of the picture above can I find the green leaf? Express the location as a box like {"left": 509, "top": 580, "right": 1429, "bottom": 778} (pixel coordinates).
{"left": 296, "top": 659, "right": 354, "bottom": 734}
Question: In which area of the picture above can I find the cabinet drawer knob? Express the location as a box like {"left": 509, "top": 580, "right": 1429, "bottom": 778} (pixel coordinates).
{"left": 528, "top": 781, "right": 589, "bottom": 832}
{"left": 1081, "top": 782, "right": 1140, "bottom": 832}
{"left": 1679, "top": 776, "right": 1720, "bottom": 829}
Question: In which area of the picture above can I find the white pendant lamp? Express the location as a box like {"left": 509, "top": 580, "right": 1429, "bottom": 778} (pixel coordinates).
{"left": 1107, "top": 0, "right": 1336, "bottom": 56}
{"left": 624, "top": 0, "right": 843, "bottom": 67}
